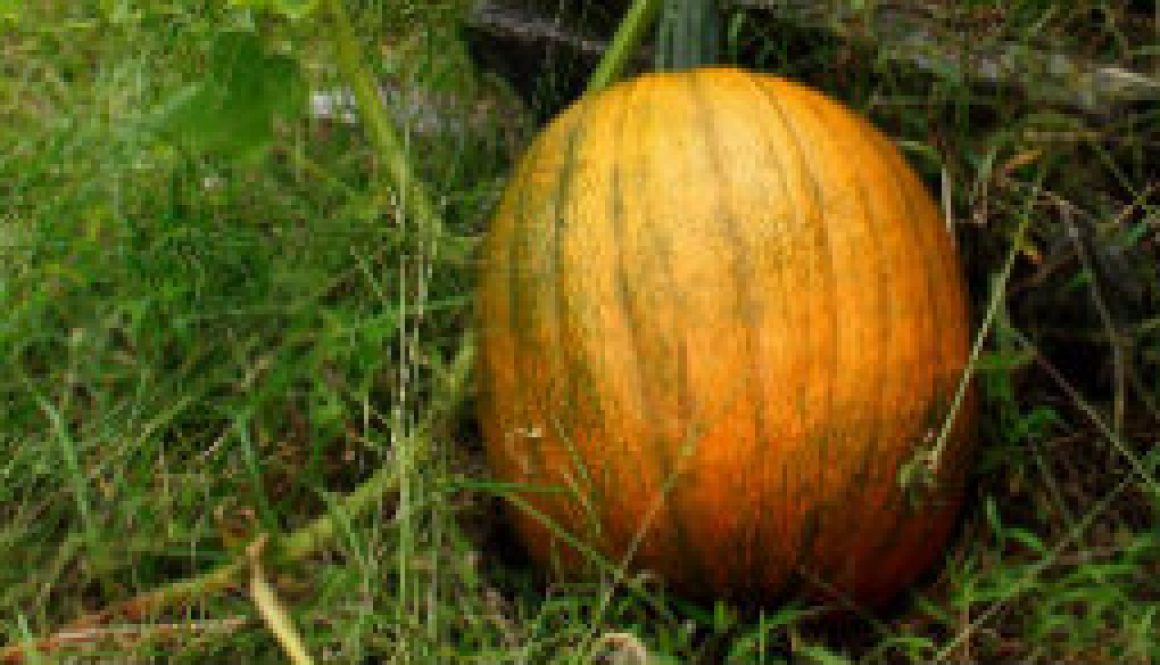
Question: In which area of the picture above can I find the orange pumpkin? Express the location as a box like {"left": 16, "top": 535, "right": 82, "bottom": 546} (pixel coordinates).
{"left": 477, "top": 67, "right": 975, "bottom": 605}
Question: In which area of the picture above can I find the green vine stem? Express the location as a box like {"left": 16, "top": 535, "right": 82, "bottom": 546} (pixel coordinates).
{"left": 586, "top": 0, "right": 663, "bottom": 94}
{"left": 322, "top": 0, "right": 442, "bottom": 246}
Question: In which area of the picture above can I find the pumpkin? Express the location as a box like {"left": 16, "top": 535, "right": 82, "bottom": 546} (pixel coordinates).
{"left": 477, "top": 67, "right": 975, "bottom": 605}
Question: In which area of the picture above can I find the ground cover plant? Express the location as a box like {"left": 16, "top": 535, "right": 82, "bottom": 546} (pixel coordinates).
{"left": 0, "top": 1, "right": 1156, "bottom": 662}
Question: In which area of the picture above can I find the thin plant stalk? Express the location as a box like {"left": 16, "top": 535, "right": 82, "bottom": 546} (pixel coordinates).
{"left": 586, "top": 0, "right": 663, "bottom": 94}
{"left": 322, "top": 0, "right": 442, "bottom": 246}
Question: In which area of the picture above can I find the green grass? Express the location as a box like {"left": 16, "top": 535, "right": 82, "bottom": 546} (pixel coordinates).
{"left": 2, "top": 1, "right": 1157, "bottom": 662}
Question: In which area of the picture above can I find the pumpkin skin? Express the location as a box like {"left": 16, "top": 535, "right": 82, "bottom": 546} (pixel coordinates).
{"left": 477, "top": 67, "right": 975, "bottom": 606}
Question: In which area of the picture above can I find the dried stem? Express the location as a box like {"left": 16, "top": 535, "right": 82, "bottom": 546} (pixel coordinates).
{"left": 1, "top": 619, "right": 249, "bottom": 664}
{"left": 920, "top": 215, "right": 1031, "bottom": 479}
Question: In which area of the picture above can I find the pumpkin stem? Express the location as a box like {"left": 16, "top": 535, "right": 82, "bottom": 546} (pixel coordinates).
{"left": 655, "top": 0, "right": 722, "bottom": 71}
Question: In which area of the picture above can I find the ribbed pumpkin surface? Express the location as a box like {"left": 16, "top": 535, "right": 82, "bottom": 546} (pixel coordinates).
{"left": 477, "top": 67, "right": 975, "bottom": 605}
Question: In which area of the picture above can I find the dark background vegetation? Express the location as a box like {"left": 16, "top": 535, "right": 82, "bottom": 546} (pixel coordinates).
{"left": 1, "top": 1, "right": 1156, "bottom": 662}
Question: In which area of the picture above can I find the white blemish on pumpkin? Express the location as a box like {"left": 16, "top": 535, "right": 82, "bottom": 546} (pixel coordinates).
{"left": 505, "top": 426, "right": 545, "bottom": 474}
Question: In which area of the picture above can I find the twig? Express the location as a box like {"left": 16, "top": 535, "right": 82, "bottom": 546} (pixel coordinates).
{"left": 249, "top": 537, "right": 316, "bottom": 665}
{"left": 469, "top": 1, "right": 619, "bottom": 60}
{"left": 589, "top": 631, "right": 651, "bottom": 664}
{"left": 917, "top": 213, "right": 1031, "bottom": 479}
{"left": 0, "top": 618, "right": 250, "bottom": 664}
{"left": 735, "top": 0, "right": 1160, "bottom": 113}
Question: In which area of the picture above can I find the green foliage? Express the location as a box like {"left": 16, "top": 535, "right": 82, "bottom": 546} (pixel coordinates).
{"left": 154, "top": 30, "right": 307, "bottom": 159}
{"left": 229, "top": 0, "right": 319, "bottom": 20}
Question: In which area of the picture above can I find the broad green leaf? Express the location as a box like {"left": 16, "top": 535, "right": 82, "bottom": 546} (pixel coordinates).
{"left": 154, "top": 31, "right": 306, "bottom": 160}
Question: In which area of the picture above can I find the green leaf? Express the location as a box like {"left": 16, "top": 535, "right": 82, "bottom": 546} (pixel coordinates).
{"left": 984, "top": 495, "right": 1005, "bottom": 544}
{"left": 1006, "top": 527, "right": 1047, "bottom": 554}
{"left": 153, "top": 31, "right": 306, "bottom": 160}
{"left": 0, "top": 0, "right": 19, "bottom": 23}
{"left": 712, "top": 600, "right": 736, "bottom": 633}
{"left": 727, "top": 604, "right": 815, "bottom": 661}
{"left": 228, "top": 0, "right": 319, "bottom": 20}
{"left": 975, "top": 349, "right": 1034, "bottom": 372}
